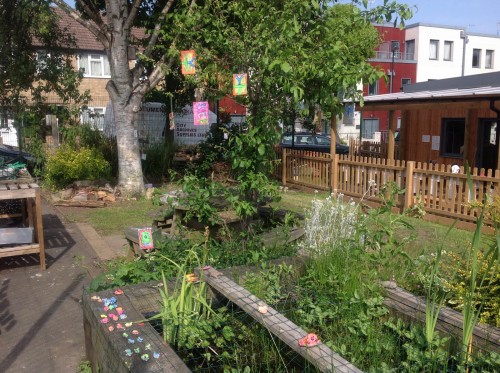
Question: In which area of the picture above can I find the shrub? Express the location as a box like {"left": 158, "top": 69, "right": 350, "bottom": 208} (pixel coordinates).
{"left": 44, "top": 146, "right": 111, "bottom": 189}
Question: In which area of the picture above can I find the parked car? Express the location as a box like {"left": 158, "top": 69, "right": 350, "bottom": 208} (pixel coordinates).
{"left": 279, "top": 132, "right": 349, "bottom": 154}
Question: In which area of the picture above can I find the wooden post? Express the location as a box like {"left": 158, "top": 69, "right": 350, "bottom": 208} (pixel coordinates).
{"left": 35, "top": 188, "right": 46, "bottom": 270}
{"left": 330, "top": 113, "right": 337, "bottom": 192}
{"left": 331, "top": 154, "right": 339, "bottom": 192}
{"left": 463, "top": 109, "right": 471, "bottom": 164}
{"left": 404, "top": 161, "right": 415, "bottom": 210}
{"left": 387, "top": 109, "right": 395, "bottom": 161}
{"left": 399, "top": 110, "right": 406, "bottom": 160}
{"left": 281, "top": 148, "right": 287, "bottom": 186}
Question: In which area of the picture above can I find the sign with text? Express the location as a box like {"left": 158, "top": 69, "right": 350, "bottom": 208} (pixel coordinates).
{"left": 193, "top": 101, "right": 209, "bottom": 126}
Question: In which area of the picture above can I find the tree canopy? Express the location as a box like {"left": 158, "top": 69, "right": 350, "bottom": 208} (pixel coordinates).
{"left": 0, "top": 0, "right": 87, "bottom": 117}
{"left": 50, "top": 0, "right": 412, "bottom": 194}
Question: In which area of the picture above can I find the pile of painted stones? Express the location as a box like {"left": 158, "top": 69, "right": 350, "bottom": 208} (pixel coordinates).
{"left": 91, "top": 289, "right": 160, "bottom": 362}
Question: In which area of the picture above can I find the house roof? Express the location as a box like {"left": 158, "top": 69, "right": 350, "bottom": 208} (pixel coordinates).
{"left": 51, "top": 7, "right": 146, "bottom": 52}
{"left": 357, "top": 72, "right": 500, "bottom": 111}
{"left": 403, "top": 71, "right": 500, "bottom": 93}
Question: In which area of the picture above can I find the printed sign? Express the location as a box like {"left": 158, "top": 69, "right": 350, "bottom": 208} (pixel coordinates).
{"left": 138, "top": 228, "right": 154, "bottom": 252}
{"left": 193, "top": 101, "right": 209, "bottom": 126}
{"left": 181, "top": 50, "right": 196, "bottom": 75}
{"left": 232, "top": 74, "right": 248, "bottom": 96}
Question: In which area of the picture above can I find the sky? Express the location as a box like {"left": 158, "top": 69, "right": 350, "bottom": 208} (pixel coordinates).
{"left": 371, "top": 0, "right": 500, "bottom": 35}
{"left": 64, "top": 0, "right": 500, "bottom": 36}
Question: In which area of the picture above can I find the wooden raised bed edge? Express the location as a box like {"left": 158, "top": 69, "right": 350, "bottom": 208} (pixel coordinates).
{"left": 381, "top": 281, "right": 500, "bottom": 353}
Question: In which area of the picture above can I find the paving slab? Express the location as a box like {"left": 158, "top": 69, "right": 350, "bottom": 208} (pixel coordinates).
{"left": 0, "top": 198, "right": 123, "bottom": 373}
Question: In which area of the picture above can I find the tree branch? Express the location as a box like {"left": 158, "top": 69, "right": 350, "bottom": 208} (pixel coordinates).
{"left": 124, "top": 0, "right": 143, "bottom": 31}
{"left": 143, "top": 0, "right": 176, "bottom": 58}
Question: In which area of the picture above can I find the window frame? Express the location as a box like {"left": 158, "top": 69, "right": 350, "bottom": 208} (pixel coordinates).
{"left": 78, "top": 53, "right": 111, "bottom": 78}
{"left": 401, "top": 78, "right": 411, "bottom": 87}
{"left": 367, "top": 80, "right": 379, "bottom": 96}
{"left": 485, "top": 49, "right": 494, "bottom": 69}
{"left": 405, "top": 39, "right": 415, "bottom": 60}
{"left": 429, "top": 39, "right": 439, "bottom": 60}
{"left": 443, "top": 40, "right": 453, "bottom": 61}
{"left": 472, "top": 48, "right": 481, "bottom": 68}
{"left": 440, "top": 118, "right": 465, "bottom": 158}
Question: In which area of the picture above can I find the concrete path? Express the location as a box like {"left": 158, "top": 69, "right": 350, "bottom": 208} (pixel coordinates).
{"left": 0, "top": 199, "right": 128, "bottom": 373}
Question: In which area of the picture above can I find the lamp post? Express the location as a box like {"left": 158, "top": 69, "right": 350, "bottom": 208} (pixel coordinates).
{"left": 390, "top": 41, "right": 400, "bottom": 94}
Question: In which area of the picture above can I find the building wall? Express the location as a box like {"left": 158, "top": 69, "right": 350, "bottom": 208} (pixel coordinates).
{"left": 402, "top": 107, "right": 497, "bottom": 167}
{"left": 358, "top": 25, "right": 417, "bottom": 138}
{"left": 405, "top": 24, "right": 500, "bottom": 82}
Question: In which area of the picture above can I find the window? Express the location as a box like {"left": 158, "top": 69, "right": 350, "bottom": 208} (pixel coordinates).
{"left": 81, "top": 107, "right": 105, "bottom": 131}
{"left": 472, "top": 49, "right": 481, "bottom": 68}
{"left": 486, "top": 50, "right": 494, "bottom": 69}
{"left": 405, "top": 39, "right": 415, "bottom": 60}
{"left": 441, "top": 118, "right": 465, "bottom": 157}
{"left": 368, "top": 80, "right": 379, "bottom": 95}
{"left": 429, "top": 39, "right": 439, "bottom": 60}
{"left": 362, "top": 118, "right": 379, "bottom": 139}
{"left": 444, "top": 41, "right": 453, "bottom": 61}
{"left": 78, "top": 54, "right": 111, "bottom": 77}
{"left": 401, "top": 78, "right": 411, "bottom": 89}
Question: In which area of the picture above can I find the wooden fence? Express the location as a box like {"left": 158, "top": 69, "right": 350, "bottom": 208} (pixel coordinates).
{"left": 276, "top": 148, "right": 500, "bottom": 223}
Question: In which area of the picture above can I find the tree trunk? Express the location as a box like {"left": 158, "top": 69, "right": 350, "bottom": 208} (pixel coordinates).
{"left": 112, "top": 100, "right": 145, "bottom": 196}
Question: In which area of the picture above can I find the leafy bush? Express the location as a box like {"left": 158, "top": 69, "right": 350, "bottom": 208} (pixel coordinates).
{"left": 44, "top": 146, "right": 111, "bottom": 189}
{"left": 60, "top": 124, "right": 118, "bottom": 177}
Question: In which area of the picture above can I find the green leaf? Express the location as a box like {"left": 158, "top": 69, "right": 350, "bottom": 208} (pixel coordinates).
{"left": 257, "top": 144, "right": 265, "bottom": 156}
{"left": 281, "top": 61, "right": 292, "bottom": 73}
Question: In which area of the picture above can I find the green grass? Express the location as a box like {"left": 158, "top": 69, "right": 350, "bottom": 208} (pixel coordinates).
{"left": 63, "top": 198, "right": 159, "bottom": 236}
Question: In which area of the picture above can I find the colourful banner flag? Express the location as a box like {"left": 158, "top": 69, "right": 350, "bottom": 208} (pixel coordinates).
{"left": 181, "top": 50, "right": 196, "bottom": 75}
{"left": 193, "top": 101, "right": 209, "bottom": 126}
{"left": 233, "top": 73, "right": 248, "bottom": 96}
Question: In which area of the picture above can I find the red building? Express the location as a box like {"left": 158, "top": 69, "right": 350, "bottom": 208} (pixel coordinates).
{"left": 361, "top": 25, "right": 417, "bottom": 140}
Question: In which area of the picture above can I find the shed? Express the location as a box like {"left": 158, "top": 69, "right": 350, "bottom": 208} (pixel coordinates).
{"left": 357, "top": 71, "right": 500, "bottom": 170}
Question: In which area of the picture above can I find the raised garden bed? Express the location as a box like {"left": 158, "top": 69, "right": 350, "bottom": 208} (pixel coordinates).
{"left": 83, "top": 268, "right": 360, "bottom": 373}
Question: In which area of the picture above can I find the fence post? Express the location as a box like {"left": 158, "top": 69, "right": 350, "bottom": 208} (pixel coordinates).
{"left": 331, "top": 154, "right": 339, "bottom": 192}
{"left": 404, "top": 161, "right": 415, "bottom": 210}
{"left": 282, "top": 148, "right": 287, "bottom": 186}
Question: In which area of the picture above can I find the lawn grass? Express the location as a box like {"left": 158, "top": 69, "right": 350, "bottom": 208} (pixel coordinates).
{"left": 63, "top": 184, "right": 492, "bottom": 256}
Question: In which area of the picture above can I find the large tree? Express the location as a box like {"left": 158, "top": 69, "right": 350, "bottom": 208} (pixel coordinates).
{"left": 52, "top": 0, "right": 412, "bottom": 195}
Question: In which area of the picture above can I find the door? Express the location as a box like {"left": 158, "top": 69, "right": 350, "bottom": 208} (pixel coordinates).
{"left": 476, "top": 119, "right": 499, "bottom": 170}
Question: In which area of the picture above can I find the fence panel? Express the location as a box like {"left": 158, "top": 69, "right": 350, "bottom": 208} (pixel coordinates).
{"left": 281, "top": 149, "right": 331, "bottom": 190}
{"left": 276, "top": 149, "right": 499, "bottom": 225}
{"left": 336, "top": 156, "right": 406, "bottom": 204}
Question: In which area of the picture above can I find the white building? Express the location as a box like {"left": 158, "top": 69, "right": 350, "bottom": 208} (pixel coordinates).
{"left": 405, "top": 23, "right": 500, "bottom": 82}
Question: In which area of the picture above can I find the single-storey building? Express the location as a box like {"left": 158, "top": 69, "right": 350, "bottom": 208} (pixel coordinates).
{"left": 357, "top": 71, "right": 500, "bottom": 170}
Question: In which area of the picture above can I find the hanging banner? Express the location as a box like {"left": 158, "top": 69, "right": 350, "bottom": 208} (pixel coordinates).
{"left": 137, "top": 228, "right": 154, "bottom": 252}
{"left": 181, "top": 50, "right": 196, "bottom": 75}
{"left": 193, "top": 101, "right": 209, "bottom": 126}
{"left": 232, "top": 73, "right": 248, "bottom": 96}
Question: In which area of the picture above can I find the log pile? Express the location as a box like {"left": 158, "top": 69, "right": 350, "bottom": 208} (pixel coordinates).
{"left": 52, "top": 182, "right": 121, "bottom": 208}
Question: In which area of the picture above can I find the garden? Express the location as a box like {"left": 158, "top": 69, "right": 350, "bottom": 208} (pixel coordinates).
{"left": 40, "top": 123, "right": 499, "bottom": 372}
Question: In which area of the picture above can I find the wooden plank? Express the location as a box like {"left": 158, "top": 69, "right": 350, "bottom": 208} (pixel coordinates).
{"left": 382, "top": 283, "right": 500, "bottom": 353}
{"left": 0, "top": 188, "right": 36, "bottom": 199}
{"left": 0, "top": 244, "right": 40, "bottom": 257}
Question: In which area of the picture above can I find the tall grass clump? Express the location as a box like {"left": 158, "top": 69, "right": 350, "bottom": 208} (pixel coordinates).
{"left": 294, "top": 189, "right": 409, "bottom": 369}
